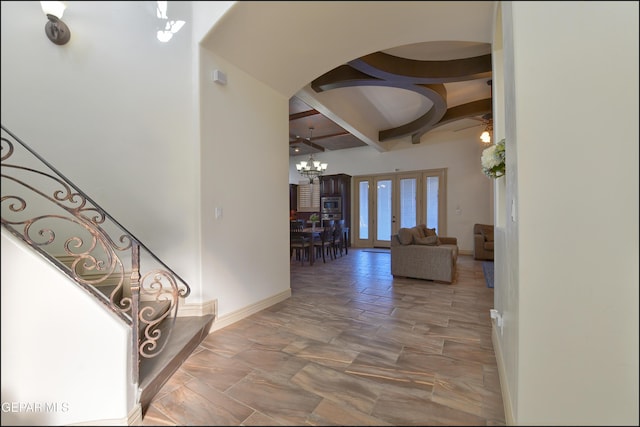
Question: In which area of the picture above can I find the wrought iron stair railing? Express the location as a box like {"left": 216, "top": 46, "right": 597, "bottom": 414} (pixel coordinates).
{"left": 0, "top": 125, "right": 191, "bottom": 385}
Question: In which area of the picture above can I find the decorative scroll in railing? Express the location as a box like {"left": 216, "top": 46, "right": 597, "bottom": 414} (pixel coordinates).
{"left": 0, "top": 125, "right": 190, "bottom": 374}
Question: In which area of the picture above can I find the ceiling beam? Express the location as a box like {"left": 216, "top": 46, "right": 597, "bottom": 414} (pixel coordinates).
{"left": 289, "top": 138, "right": 325, "bottom": 152}
{"left": 311, "top": 51, "right": 492, "bottom": 144}
{"left": 351, "top": 52, "right": 492, "bottom": 83}
{"left": 311, "top": 130, "right": 350, "bottom": 140}
{"left": 289, "top": 109, "right": 320, "bottom": 121}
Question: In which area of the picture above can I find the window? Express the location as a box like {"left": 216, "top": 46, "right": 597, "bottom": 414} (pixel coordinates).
{"left": 425, "top": 175, "right": 440, "bottom": 233}
{"left": 297, "top": 179, "right": 320, "bottom": 212}
{"left": 354, "top": 168, "right": 446, "bottom": 247}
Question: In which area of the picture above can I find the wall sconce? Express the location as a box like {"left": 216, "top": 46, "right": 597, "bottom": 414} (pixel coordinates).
{"left": 41, "top": 1, "right": 71, "bottom": 45}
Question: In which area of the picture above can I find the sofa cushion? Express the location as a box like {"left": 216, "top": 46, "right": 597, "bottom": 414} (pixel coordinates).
{"left": 480, "top": 227, "right": 494, "bottom": 242}
{"left": 484, "top": 241, "right": 494, "bottom": 251}
{"left": 397, "top": 228, "right": 413, "bottom": 245}
{"left": 414, "top": 235, "right": 439, "bottom": 246}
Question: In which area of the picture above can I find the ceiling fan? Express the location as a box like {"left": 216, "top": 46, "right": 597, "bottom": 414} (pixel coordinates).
{"left": 453, "top": 112, "right": 493, "bottom": 133}
{"left": 451, "top": 112, "right": 493, "bottom": 144}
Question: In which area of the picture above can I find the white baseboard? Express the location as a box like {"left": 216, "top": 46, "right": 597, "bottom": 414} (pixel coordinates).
{"left": 208, "top": 289, "right": 291, "bottom": 333}
{"left": 492, "top": 320, "right": 514, "bottom": 425}
{"left": 128, "top": 405, "right": 142, "bottom": 426}
{"left": 177, "top": 298, "right": 217, "bottom": 318}
{"left": 66, "top": 403, "right": 142, "bottom": 426}
{"left": 459, "top": 249, "right": 473, "bottom": 256}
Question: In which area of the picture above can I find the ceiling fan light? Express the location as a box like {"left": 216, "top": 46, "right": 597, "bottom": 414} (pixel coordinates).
{"left": 480, "top": 131, "right": 491, "bottom": 143}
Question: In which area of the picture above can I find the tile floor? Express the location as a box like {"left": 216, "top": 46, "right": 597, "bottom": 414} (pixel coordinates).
{"left": 142, "top": 248, "right": 505, "bottom": 426}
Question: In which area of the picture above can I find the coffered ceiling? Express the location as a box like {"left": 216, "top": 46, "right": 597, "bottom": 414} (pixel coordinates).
{"left": 289, "top": 40, "right": 493, "bottom": 157}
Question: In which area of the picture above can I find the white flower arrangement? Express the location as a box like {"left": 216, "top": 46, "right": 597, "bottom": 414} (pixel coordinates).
{"left": 481, "top": 138, "right": 506, "bottom": 179}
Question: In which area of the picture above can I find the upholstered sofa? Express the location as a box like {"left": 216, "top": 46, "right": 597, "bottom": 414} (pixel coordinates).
{"left": 390, "top": 225, "right": 458, "bottom": 284}
{"left": 473, "top": 223, "right": 494, "bottom": 260}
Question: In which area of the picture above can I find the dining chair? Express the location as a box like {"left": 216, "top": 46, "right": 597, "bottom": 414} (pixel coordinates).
{"left": 290, "top": 220, "right": 304, "bottom": 232}
{"left": 331, "top": 221, "right": 345, "bottom": 258}
{"left": 322, "top": 219, "right": 335, "bottom": 229}
{"left": 290, "top": 230, "right": 311, "bottom": 265}
{"left": 313, "top": 225, "right": 334, "bottom": 263}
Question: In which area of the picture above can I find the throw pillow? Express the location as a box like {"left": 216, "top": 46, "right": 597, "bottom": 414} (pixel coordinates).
{"left": 423, "top": 227, "right": 442, "bottom": 245}
{"left": 414, "top": 236, "right": 439, "bottom": 246}
{"left": 397, "top": 228, "right": 413, "bottom": 245}
{"left": 410, "top": 227, "right": 422, "bottom": 243}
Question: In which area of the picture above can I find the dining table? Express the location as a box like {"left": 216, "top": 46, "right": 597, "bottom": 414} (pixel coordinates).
{"left": 293, "top": 226, "right": 349, "bottom": 265}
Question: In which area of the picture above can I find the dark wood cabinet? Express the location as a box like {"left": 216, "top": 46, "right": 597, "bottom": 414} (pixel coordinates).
{"left": 320, "top": 174, "right": 351, "bottom": 245}
{"left": 320, "top": 173, "right": 350, "bottom": 198}
{"left": 320, "top": 175, "right": 337, "bottom": 197}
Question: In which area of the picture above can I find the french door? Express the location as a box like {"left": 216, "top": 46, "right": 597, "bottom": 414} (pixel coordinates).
{"left": 354, "top": 169, "right": 446, "bottom": 248}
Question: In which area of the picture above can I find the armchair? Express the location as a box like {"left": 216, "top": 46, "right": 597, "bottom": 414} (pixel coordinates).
{"left": 473, "top": 224, "right": 494, "bottom": 261}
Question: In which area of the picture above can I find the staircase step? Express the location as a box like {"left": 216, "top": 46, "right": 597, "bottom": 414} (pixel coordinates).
{"left": 138, "top": 314, "right": 214, "bottom": 414}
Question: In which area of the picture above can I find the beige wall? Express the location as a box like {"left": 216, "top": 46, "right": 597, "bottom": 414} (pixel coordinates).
{"left": 198, "top": 48, "right": 292, "bottom": 317}
{"left": 497, "top": 2, "right": 639, "bottom": 424}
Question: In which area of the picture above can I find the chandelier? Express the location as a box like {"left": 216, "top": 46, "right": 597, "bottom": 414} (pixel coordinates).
{"left": 295, "top": 127, "right": 327, "bottom": 183}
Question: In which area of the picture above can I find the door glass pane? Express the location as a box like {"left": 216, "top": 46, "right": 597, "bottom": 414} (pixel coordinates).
{"left": 359, "top": 181, "right": 369, "bottom": 239}
{"left": 399, "top": 178, "right": 417, "bottom": 228}
{"left": 377, "top": 179, "right": 392, "bottom": 241}
{"left": 426, "top": 176, "right": 439, "bottom": 233}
